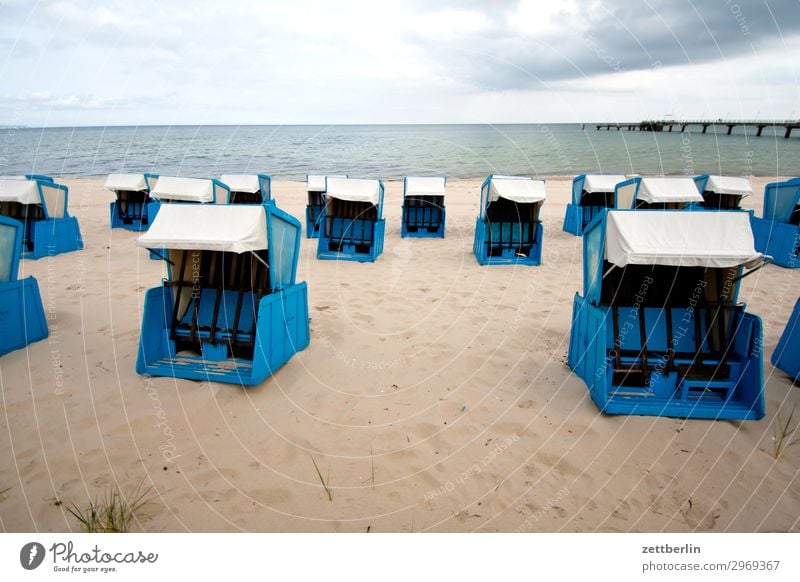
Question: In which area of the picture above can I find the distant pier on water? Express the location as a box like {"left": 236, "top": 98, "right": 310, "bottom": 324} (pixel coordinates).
{"left": 584, "top": 119, "right": 800, "bottom": 138}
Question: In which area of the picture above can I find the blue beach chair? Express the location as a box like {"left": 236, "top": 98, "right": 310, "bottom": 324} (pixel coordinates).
{"left": 772, "top": 297, "right": 800, "bottom": 383}
{"left": 563, "top": 174, "right": 626, "bottom": 236}
{"left": 614, "top": 176, "right": 703, "bottom": 210}
{"left": 135, "top": 202, "right": 310, "bottom": 386}
{"left": 305, "top": 174, "right": 347, "bottom": 238}
{"left": 0, "top": 176, "right": 83, "bottom": 259}
{"left": 401, "top": 176, "right": 446, "bottom": 238}
{"left": 473, "top": 175, "right": 546, "bottom": 266}
{"left": 750, "top": 178, "right": 800, "bottom": 268}
{"left": 568, "top": 209, "right": 767, "bottom": 420}
{"left": 0, "top": 216, "right": 48, "bottom": 356}
{"left": 693, "top": 175, "right": 753, "bottom": 210}
{"left": 106, "top": 173, "right": 160, "bottom": 231}
{"left": 220, "top": 174, "right": 272, "bottom": 204}
{"left": 317, "top": 177, "right": 385, "bottom": 262}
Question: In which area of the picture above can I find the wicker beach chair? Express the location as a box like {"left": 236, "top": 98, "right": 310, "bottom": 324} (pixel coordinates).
{"left": 473, "top": 175, "right": 546, "bottom": 266}
{"left": 563, "top": 174, "right": 626, "bottom": 236}
{"left": 317, "top": 177, "right": 385, "bottom": 262}
{"left": 401, "top": 177, "right": 446, "bottom": 238}
{"left": 568, "top": 209, "right": 768, "bottom": 420}
{"left": 136, "top": 202, "right": 309, "bottom": 385}
{"left": 0, "top": 215, "right": 48, "bottom": 356}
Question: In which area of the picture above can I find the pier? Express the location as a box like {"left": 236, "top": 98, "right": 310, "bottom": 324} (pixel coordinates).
{"left": 584, "top": 119, "right": 800, "bottom": 138}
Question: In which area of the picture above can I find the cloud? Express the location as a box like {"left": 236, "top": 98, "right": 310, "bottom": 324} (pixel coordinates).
{"left": 0, "top": 0, "right": 797, "bottom": 124}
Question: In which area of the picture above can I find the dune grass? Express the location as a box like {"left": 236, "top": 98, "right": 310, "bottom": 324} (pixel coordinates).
{"left": 773, "top": 404, "right": 800, "bottom": 461}
{"left": 311, "top": 457, "right": 333, "bottom": 502}
{"left": 66, "top": 483, "right": 154, "bottom": 533}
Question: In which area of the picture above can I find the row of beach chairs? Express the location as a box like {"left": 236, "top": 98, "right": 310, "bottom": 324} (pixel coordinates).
{"left": 565, "top": 174, "right": 800, "bottom": 268}
{"left": 0, "top": 171, "right": 797, "bottom": 424}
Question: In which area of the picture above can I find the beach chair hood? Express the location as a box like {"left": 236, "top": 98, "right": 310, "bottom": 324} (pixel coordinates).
{"left": 704, "top": 175, "right": 753, "bottom": 197}
{"left": 636, "top": 177, "right": 703, "bottom": 204}
{"left": 405, "top": 176, "right": 446, "bottom": 197}
{"left": 220, "top": 174, "right": 260, "bottom": 193}
{"left": 150, "top": 177, "right": 215, "bottom": 203}
{"left": 583, "top": 174, "right": 626, "bottom": 194}
{"left": 104, "top": 174, "right": 149, "bottom": 192}
{"left": 325, "top": 177, "right": 381, "bottom": 205}
{"left": 0, "top": 179, "right": 42, "bottom": 205}
{"left": 137, "top": 204, "right": 266, "bottom": 253}
{"left": 307, "top": 174, "right": 347, "bottom": 192}
{"left": 604, "top": 210, "right": 762, "bottom": 268}
{"left": 487, "top": 175, "right": 546, "bottom": 205}
{"left": 137, "top": 202, "right": 300, "bottom": 290}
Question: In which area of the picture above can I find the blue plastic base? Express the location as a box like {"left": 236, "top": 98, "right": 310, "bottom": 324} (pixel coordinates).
{"left": 22, "top": 217, "right": 84, "bottom": 260}
{"left": 317, "top": 219, "right": 385, "bottom": 262}
{"left": 401, "top": 207, "right": 445, "bottom": 238}
{"left": 0, "top": 276, "right": 49, "bottom": 356}
{"left": 472, "top": 217, "right": 543, "bottom": 266}
{"left": 136, "top": 282, "right": 310, "bottom": 386}
{"left": 772, "top": 297, "right": 800, "bottom": 383}
{"left": 110, "top": 200, "right": 161, "bottom": 231}
{"left": 305, "top": 205, "right": 322, "bottom": 239}
{"left": 567, "top": 294, "right": 765, "bottom": 420}
{"left": 751, "top": 216, "right": 799, "bottom": 269}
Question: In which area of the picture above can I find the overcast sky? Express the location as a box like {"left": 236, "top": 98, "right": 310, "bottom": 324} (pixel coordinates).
{"left": 1, "top": 0, "right": 798, "bottom": 126}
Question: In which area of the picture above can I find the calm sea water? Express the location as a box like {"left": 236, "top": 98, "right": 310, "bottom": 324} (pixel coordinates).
{"left": 1, "top": 124, "right": 798, "bottom": 179}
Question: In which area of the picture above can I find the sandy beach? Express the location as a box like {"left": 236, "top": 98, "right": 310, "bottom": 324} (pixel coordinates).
{"left": 0, "top": 176, "right": 798, "bottom": 533}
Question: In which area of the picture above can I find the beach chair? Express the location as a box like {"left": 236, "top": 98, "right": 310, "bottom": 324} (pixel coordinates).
{"left": 563, "top": 174, "right": 626, "bottom": 235}
{"left": 772, "top": 298, "right": 800, "bottom": 383}
{"left": 401, "top": 176, "right": 446, "bottom": 238}
{"left": 750, "top": 178, "right": 800, "bottom": 268}
{"left": 693, "top": 175, "right": 753, "bottom": 210}
{"left": 0, "top": 174, "right": 54, "bottom": 183}
{"left": 472, "top": 175, "right": 546, "bottom": 266}
{"left": 614, "top": 177, "right": 703, "bottom": 210}
{"left": 0, "top": 176, "right": 83, "bottom": 259}
{"left": 147, "top": 176, "right": 232, "bottom": 260}
{"left": 150, "top": 176, "right": 231, "bottom": 205}
{"left": 317, "top": 177, "right": 385, "bottom": 262}
{"left": 135, "top": 202, "right": 310, "bottom": 385}
{"left": 305, "top": 174, "right": 347, "bottom": 238}
{"left": 105, "top": 173, "right": 160, "bottom": 231}
{"left": 0, "top": 216, "right": 48, "bottom": 356}
{"left": 220, "top": 174, "right": 271, "bottom": 204}
{"left": 567, "top": 210, "right": 767, "bottom": 420}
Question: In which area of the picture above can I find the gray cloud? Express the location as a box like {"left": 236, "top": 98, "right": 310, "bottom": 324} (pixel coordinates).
{"left": 412, "top": 0, "right": 800, "bottom": 89}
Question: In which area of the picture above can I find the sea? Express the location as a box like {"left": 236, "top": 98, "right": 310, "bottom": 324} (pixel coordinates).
{"left": 1, "top": 123, "right": 799, "bottom": 179}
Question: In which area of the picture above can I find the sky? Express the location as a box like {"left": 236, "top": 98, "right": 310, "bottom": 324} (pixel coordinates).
{"left": 0, "top": 0, "right": 798, "bottom": 126}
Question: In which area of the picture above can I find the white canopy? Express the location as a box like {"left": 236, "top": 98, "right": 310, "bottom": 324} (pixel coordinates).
{"left": 488, "top": 175, "right": 547, "bottom": 204}
{"left": 604, "top": 210, "right": 761, "bottom": 268}
{"left": 137, "top": 204, "right": 267, "bottom": 253}
{"left": 0, "top": 175, "right": 29, "bottom": 180}
{"left": 636, "top": 177, "right": 703, "bottom": 204}
{"left": 405, "top": 176, "right": 446, "bottom": 197}
{"left": 104, "top": 173, "right": 149, "bottom": 192}
{"left": 307, "top": 174, "right": 347, "bottom": 192}
{"left": 583, "top": 174, "right": 627, "bottom": 193}
{"left": 0, "top": 179, "right": 40, "bottom": 205}
{"left": 325, "top": 177, "right": 381, "bottom": 205}
{"left": 704, "top": 175, "right": 753, "bottom": 197}
{"left": 150, "top": 176, "right": 214, "bottom": 203}
{"left": 220, "top": 174, "right": 260, "bottom": 193}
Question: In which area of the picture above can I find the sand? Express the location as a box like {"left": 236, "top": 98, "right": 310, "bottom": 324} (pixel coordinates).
{"left": 0, "top": 176, "right": 798, "bottom": 533}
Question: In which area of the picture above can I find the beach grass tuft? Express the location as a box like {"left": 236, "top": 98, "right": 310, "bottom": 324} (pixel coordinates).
{"left": 773, "top": 404, "right": 800, "bottom": 461}
{"left": 311, "top": 457, "right": 333, "bottom": 502}
{"left": 66, "top": 483, "right": 154, "bottom": 533}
